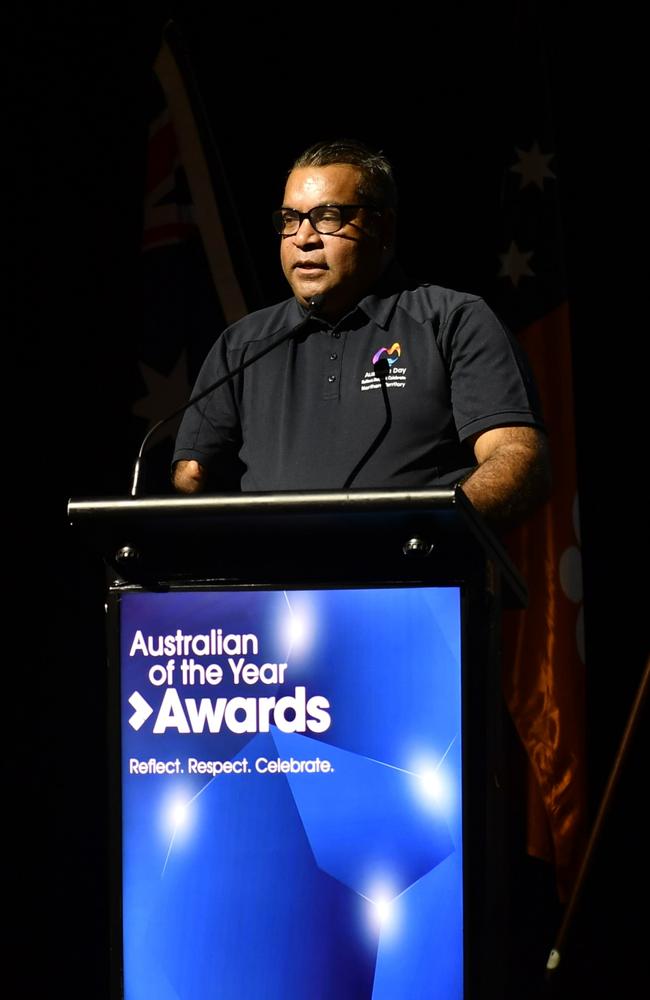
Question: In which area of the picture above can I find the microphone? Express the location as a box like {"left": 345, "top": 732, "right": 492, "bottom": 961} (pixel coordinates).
{"left": 373, "top": 356, "right": 390, "bottom": 378}
{"left": 130, "top": 295, "right": 325, "bottom": 497}
{"left": 342, "top": 353, "right": 392, "bottom": 489}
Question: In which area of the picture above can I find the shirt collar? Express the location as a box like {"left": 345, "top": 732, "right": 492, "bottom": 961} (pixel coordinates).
{"left": 356, "top": 260, "right": 411, "bottom": 329}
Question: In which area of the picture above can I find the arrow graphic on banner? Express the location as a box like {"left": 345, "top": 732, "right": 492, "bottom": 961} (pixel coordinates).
{"left": 129, "top": 691, "right": 154, "bottom": 730}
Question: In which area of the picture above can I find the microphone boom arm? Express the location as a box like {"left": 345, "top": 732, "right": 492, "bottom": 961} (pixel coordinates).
{"left": 130, "top": 296, "right": 323, "bottom": 497}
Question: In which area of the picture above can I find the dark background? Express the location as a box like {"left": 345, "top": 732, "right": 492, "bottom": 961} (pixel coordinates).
{"left": 14, "top": 3, "right": 646, "bottom": 997}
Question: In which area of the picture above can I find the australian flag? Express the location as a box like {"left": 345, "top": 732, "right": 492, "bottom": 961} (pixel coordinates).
{"left": 490, "top": 12, "right": 586, "bottom": 901}
{"left": 133, "top": 21, "right": 261, "bottom": 493}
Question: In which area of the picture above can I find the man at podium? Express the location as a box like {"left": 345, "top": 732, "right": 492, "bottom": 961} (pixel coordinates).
{"left": 172, "top": 138, "right": 549, "bottom": 528}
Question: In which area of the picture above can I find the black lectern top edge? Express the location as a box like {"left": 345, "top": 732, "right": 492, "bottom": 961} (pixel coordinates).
{"left": 67, "top": 487, "right": 527, "bottom": 607}
{"left": 67, "top": 486, "right": 457, "bottom": 517}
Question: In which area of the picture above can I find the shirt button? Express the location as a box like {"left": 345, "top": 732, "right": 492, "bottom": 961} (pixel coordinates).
{"left": 329, "top": 352, "right": 338, "bottom": 360}
{"left": 332, "top": 331, "right": 341, "bottom": 339}
{"left": 328, "top": 374, "right": 337, "bottom": 383}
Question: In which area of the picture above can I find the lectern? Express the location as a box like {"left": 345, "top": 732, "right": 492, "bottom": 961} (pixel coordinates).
{"left": 68, "top": 488, "right": 526, "bottom": 1000}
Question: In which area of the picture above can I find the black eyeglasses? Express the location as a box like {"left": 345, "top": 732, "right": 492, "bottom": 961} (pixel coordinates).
{"left": 272, "top": 203, "right": 378, "bottom": 236}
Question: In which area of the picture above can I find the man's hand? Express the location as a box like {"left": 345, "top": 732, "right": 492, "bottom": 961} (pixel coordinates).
{"left": 172, "top": 460, "right": 207, "bottom": 495}
{"left": 461, "top": 426, "right": 551, "bottom": 529}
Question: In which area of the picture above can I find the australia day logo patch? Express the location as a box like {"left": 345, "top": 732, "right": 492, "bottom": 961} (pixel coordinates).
{"left": 360, "top": 342, "right": 408, "bottom": 391}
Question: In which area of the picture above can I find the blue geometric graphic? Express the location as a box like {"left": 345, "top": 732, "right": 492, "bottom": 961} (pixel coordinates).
{"left": 137, "top": 732, "right": 378, "bottom": 1000}
{"left": 273, "top": 729, "right": 454, "bottom": 899}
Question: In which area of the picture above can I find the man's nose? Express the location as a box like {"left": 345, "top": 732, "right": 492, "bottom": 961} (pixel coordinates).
{"left": 293, "top": 217, "right": 323, "bottom": 247}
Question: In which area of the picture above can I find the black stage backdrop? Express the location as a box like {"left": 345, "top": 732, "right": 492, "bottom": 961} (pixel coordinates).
{"left": 13, "top": 3, "right": 646, "bottom": 998}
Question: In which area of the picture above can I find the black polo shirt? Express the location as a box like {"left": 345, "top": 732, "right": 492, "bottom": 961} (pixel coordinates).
{"left": 172, "top": 267, "right": 544, "bottom": 491}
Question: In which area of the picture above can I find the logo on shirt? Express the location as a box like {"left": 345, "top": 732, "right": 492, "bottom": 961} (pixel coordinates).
{"left": 361, "top": 342, "right": 407, "bottom": 392}
{"left": 372, "top": 342, "right": 401, "bottom": 367}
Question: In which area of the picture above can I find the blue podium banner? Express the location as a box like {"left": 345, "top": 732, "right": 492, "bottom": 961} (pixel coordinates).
{"left": 119, "top": 586, "right": 463, "bottom": 999}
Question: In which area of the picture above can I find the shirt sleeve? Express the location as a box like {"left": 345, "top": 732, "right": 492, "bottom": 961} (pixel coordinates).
{"left": 437, "top": 297, "right": 545, "bottom": 441}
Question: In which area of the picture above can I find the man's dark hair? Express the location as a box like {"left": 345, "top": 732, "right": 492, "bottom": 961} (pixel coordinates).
{"left": 291, "top": 139, "right": 398, "bottom": 212}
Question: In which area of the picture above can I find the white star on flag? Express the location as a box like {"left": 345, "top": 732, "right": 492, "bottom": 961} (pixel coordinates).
{"left": 132, "top": 350, "right": 190, "bottom": 440}
{"left": 498, "top": 240, "right": 535, "bottom": 287}
{"left": 510, "top": 140, "right": 556, "bottom": 190}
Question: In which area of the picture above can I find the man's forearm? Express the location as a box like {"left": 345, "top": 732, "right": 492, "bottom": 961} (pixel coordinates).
{"left": 461, "top": 428, "right": 551, "bottom": 529}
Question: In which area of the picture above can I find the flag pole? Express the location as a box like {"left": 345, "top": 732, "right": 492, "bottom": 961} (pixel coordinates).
{"left": 545, "top": 655, "right": 649, "bottom": 980}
